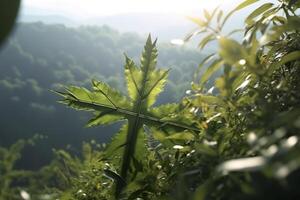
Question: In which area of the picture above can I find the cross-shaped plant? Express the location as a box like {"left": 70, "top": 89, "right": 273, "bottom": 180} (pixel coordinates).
{"left": 55, "top": 35, "right": 197, "bottom": 196}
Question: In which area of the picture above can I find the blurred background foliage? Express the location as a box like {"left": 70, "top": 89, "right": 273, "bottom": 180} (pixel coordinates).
{"left": 0, "top": 0, "right": 300, "bottom": 199}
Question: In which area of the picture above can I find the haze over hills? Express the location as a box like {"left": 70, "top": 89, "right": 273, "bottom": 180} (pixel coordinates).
{"left": 0, "top": 22, "right": 204, "bottom": 167}
{"left": 18, "top": 4, "right": 248, "bottom": 42}
{"left": 19, "top": 12, "right": 195, "bottom": 41}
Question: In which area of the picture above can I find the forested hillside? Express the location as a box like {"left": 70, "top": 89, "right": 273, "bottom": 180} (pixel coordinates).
{"left": 0, "top": 22, "right": 203, "bottom": 166}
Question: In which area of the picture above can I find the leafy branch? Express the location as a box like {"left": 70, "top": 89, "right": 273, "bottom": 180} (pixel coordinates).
{"left": 55, "top": 35, "right": 197, "bottom": 196}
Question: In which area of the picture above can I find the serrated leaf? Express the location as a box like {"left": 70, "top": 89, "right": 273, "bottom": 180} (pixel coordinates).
{"left": 143, "top": 69, "right": 169, "bottom": 107}
{"left": 125, "top": 56, "right": 143, "bottom": 101}
{"left": 165, "top": 131, "right": 195, "bottom": 141}
{"left": 149, "top": 103, "right": 179, "bottom": 118}
{"left": 92, "top": 79, "right": 131, "bottom": 109}
{"left": 56, "top": 35, "right": 198, "bottom": 197}
{"left": 141, "top": 35, "right": 158, "bottom": 72}
{"left": 105, "top": 124, "right": 128, "bottom": 159}
{"left": 86, "top": 112, "right": 124, "bottom": 127}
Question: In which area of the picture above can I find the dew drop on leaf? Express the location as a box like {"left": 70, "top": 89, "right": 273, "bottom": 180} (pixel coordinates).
{"left": 218, "top": 156, "right": 266, "bottom": 173}
{"left": 276, "top": 81, "right": 283, "bottom": 89}
{"left": 207, "top": 86, "right": 215, "bottom": 94}
{"left": 173, "top": 145, "right": 184, "bottom": 150}
{"left": 190, "top": 107, "right": 196, "bottom": 113}
{"left": 264, "top": 145, "right": 278, "bottom": 157}
{"left": 283, "top": 136, "right": 298, "bottom": 148}
{"left": 236, "top": 76, "right": 251, "bottom": 91}
{"left": 20, "top": 190, "right": 30, "bottom": 200}
{"left": 186, "top": 90, "right": 192, "bottom": 95}
{"left": 206, "top": 113, "right": 221, "bottom": 123}
{"left": 276, "top": 166, "right": 289, "bottom": 178}
{"left": 247, "top": 132, "right": 257, "bottom": 144}
{"left": 238, "top": 59, "right": 246, "bottom": 65}
{"left": 204, "top": 139, "right": 217, "bottom": 146}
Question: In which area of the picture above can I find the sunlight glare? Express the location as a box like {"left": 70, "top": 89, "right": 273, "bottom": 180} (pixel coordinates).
{"left": 23, "top": 0, "right": 228, "bottom": 18}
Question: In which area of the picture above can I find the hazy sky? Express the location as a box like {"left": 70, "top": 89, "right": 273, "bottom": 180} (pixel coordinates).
{"left": 22, "top": 0, "right": 232, "bottom": 18}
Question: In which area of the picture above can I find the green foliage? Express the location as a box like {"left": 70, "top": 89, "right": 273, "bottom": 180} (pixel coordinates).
{"left": 56, "top": 35, "right": 197, "bottom": 197}
{"left": 180, "top": 0, "right": 300, "bottom": 199}
{"left": 0, "top": 135, "right": 46, "bottom": 200}
{"left": 1, "top": 0, "right": 300, "bottom": 199}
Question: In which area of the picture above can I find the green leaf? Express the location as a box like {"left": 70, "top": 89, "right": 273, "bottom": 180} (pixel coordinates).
{"left": 193, "top": 94, "right": 226, "bottom": 106}
{"left": 165, "top": 131, "right": 195, "bottom": 141}
{"left": 221, "top": 0, "right": 259, "bottom": 28}
{"left": 149, "top": 103, "right": 179, "bottom": 118}
{"left": 194, "top": 53, "right": 216, "bottom": 82}
{"left": 188, "top": 16, "right": 207, "bottom": 27}
{"left": 232, "top": 72, "right": 251, "bottom": 91}
{"left": 86, "top": 112, "right": 124, "bottom": 127}
{"left": 92, "top": 79, "right": 132, "bottom": 109}
{"left": 217, "top": 10, "right": 223, "bottom": 24}
{"left": 198, "top": 34, "right": 215, "bottom": 49}
{"left": 218, "top": 37, "right": 247, "bottom": 65}
{"left": 143, "top": 68, "right": 169, "bottom": 107}
{"left": 118, "top": 35, "right": 168, "bottom": 194}
{"left": 226, "top": 29, "right": 244, "bottom": 37}
{"left": 184, "top": 29, "right": 206, "bottom": 42}
{"left": 200, "top": 59, "right": 223, "bottom": 86}
{"left": 268, "top": 51, "right": 300, "bottom": 75}
{"left": 204, "top": 9, "right": 210, "bottom": 21}
{"left": 210, "top": 7, "right": 220, "bottom": 20}
{"left": 245, "top": 3, "right": 274, "bottom": 24}
{"left": 235, "top": 0, "right": 259, "bottom": 11}
{"left": 105, "top": 124, "right": 128, "bottom": 159}
{"left": 125, "top": 56, "right": 143, "bottom": 101}
{"left": 141, "top": 35, "right": 158, "bottom": 72}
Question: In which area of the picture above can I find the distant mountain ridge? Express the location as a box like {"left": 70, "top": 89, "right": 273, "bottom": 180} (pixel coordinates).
{"left": 19, "top": 12, "right": 197, "bottom": 41}
{"left": 19, "top": 12, "right": 245, "bottom": 43}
